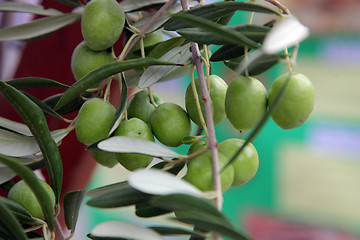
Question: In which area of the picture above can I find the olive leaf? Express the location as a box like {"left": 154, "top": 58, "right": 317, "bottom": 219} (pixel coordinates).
{"left": 64, "top": 190, "right": 85, "bottom": 233}
{"left": 0, "top": 202, "right": 28, "bottom": 240}
{"left": 0, "top": 13, "right": 81, "bottom": 41}
{"left": 0, "top": 1, "right": 62, "bottom": 16}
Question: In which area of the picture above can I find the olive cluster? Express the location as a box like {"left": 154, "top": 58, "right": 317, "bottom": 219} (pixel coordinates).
{"left": 73, "top": 71, "right": 314, "bottom": 194}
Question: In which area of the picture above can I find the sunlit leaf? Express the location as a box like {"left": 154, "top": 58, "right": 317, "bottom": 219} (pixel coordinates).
{"left": 95, "top": 136, "right": 184, "bottom": 159}
{"left": 0, "top": 127, "right": 71, "bottom": 157}
{"left": 109, "top": 76, "right": 128, "bottom": 135}
{"left": 64, "top": 190, "right": 84, "bottom": 233}
{"left": 132, "top": 3, "right": 182, "bottom": 33}
{"left": 0, "top": 202, "right": 28, "bottom": 240}
{"left": 55, "top": 58, "right": 178, "bottom": 109}
{"left": 0, "top": 2, "right": 62, "bottom": 16}
{"left": 0, "top": 154, "right": 55, "bottom": 231}
{"left": 120, "top": 0, "right": 167, "bottom": 12}
{"left": 138, "top": 44, "right": 190, "bottom": 88}
{"left": 164, "top": 1, "right": 280, "bottom": 31}
{"left": 0, "top": 117, "right": 31, "bottom": 136}
{"left": 0, "top": 13, "right": 81, "bottom": 41}
{"left": 128, "top": 169, "right": 203, "bottom": 197}
{"left": 263, "top": 16, "right": 309, "bottom": 54}
{"left": 6, "top": 77, "right": 69, "bottom": 90}
{"left": 90, "top": 221, "right": 165, "bottom": 240}
{"left": 0, "top": 81, "right": 63, "bottom": 205}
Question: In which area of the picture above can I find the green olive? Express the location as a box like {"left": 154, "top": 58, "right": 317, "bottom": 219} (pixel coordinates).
{"left": 218, "top": 138, "right": 259, "bottom": 186}
{"left": 90, "top": 151, "right": 118, "bottom": 168}
{"left": 127, "top": 90, "right": 163, "bottom": 124}
{"left": 8, "top": 179, "right": 55, "bottom": 220}
{"left": 268, "top": 72, "right": 315, "bottom": 129}
{"left": 132, "top": 29, "right": 164, "bottom": 52}
{"left": 113, "top": 118, "right": 154, "bottom": 171}
{"left": 187, "top": 138, "right": 207, "bottom": 155}
{"left": 150, "top": 103, "right": 191, "bottom": 147}
{"left": 183, "top": 150, "right": 234, "bottom": 193}
{"left": 185, "top": 75, "right": 228, "bottom": 127}
{"left": 71, "top": 41, "right": 113, "bottom": 82}
{"left": 75, "top": 98, "right": 116, "bottom": 145}
{"left": 225, "top": 75, "right": 268, "bottom": 131}
{"left": 81, "top": 0, "right": 125, "bottom": 51}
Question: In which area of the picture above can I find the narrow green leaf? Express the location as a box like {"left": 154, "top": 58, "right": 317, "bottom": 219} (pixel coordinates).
{"left": 0, "top": 13, "right": 81, "bottom": 41}
{"left": 132, "top": 3, "right": 182, "bottom": 33}
{"left": 164, "top": 1, "right": 280, "bottom": 31}
{"left": 221, "top": 74, "right": 292, "bottom": 171}
{"left": 43, "top": 92, "right": 91, "bottom": 116}
{"left": 24, "top": 93, "right": 67, "bottom": 121}
{"left": 224, "top": 53, "right": 285, "bottom": 76}
{"left": 0, "top": 127, "right": 71, "bottom": 157}
{"left": 94, "top": 136, "right": 184, "bottom": 159}
{"left": 150, "top": 194, "right": 229, "bottom": 222}
{"left": 0, "top": 201, "right": 28, "bottom": 240}
{"left": 0, "top": 2, "right": 62, "bottom": 16}
{"left": 109, "top": 76, "right": 128, "bottom": 135}
{"left": 86, "top": 181, "right": 129, "bottom": 198}
{"left": 170, "top": 13, "right": 259, "bottom": 49}
{"left": 0, "top": 154, "right": 55, "bottom": 231}
{"left": 64, "top": 190, "right": 84, "bottom": 233}
{"left": 54, "top": 0, "right": 81, "bottom": 7}
{"left": 138, "top": 44, "right": 190, "bottom": 88}
{"left": 210, "top": 44, "right": 245, "bottom": 62}
{"left": 174, "top": 216, "right": 248, "bottom": 240}
{"left": 7, "top": 77, "right": 69, "bottom": 90}
{"left": 148, "top": 37, "right": 186, "bottom": 59}
{"left": 0, "top": 196, "right": 36, "bottom": 225}
{"left": 87, "top": 184, "right": 151, "bottom": 208}
{"left": 149, "top": 226, "right": 204, "bottom": 238}
{"left": 0, "top": 81, "right": 63, "bottom": 205}
{"left": 90, "top": 221, "right": 165, "bottom": 240}
{"left": 55, "top": 58, "right": 178, "bottom": 109}
{"left": 177, "top": 24, "right": 270, "bottom": 45}
{"left": 135, "top": 202, "right": 172, "bottom": 218}
{"left": 120, "top": 0, "right": 167, "bottom": 12}
{"left": 0, "top": 116, "right": 31, "bottom": 136}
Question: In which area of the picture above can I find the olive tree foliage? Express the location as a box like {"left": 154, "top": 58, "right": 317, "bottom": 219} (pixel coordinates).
{"left": 0, "top": 0, "right": 310, "bottom": 239}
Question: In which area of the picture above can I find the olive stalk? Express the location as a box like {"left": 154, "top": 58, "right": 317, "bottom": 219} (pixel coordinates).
{"left": 180, "top": 0, "right": 223, "bottom": 221}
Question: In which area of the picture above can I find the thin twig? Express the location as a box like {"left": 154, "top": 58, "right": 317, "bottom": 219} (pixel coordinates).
{"left": 119, "top": 0, "right": 178, "bottom": 60}
{"left": 265, "top": 0, "right": 291, "bottom": 15}
{"left": 54, "top": 217, "right": 65, "bottom": 240}
{"left": 180, "top": 0, "right": 223, "bottom": 213}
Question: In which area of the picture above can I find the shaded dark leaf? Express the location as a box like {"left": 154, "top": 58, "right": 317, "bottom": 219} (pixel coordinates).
{"left": 42, "top": 92, "right": 90, "bottom": 116}
{"left": 6, "top": 77, "right": 69, "bottom": 90}
{"left": 224, "top": 53, "right": 285, "bottom": 76}
{"left": 87, "top": 183, "right": 151, "bottom": 208}
{"left": 164, "top": 1, "right": 280, "bottom": 31}
{"left": 177, "top": 24, "right": 270, "bottom": 45}
{"left": 135, "top": 202, "right": 172, "bottom": 218}
{"left": 149, "top": 226, "right": 205, "bottom": 238}
{"left": 0, "top": 202, "right": 28, "bottom": 240}
{"left": 0, "top": 196, "right": 36, "bottom": 225}
{"left": 0, "top": 154, "right": 55, "bottom": 231}
{"left": 0, "top": 81, "right": 62, "bottom": 209}
{"left": 210, "top": 44, "right": 245, "bottom": 62}
{"left": 55, "top": 57, "right": 179, "bottom": 109}
{"left": 64, "top": 190, "right": 84, "bottom": 232}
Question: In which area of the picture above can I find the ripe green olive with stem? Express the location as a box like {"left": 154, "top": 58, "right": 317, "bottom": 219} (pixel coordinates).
{"left": 8, "top": 179, "right": 55, "bottom": 220}
{"left": 185, "top": 75, "right": 228, "bottom": 127}
{"left": 269, "top": 72, "right": 315, "bottom": 129}
{"left": 225, "top": 75, "right": 268, "bottom": 131}
{"left": 150, "top": 103, "right": 191, "bottom": 147}
{"left": 75, "top": 98, "right": 116, "bottom": 146}
{"left": 113, "top": 118, "right": 154, "bottom": 171}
